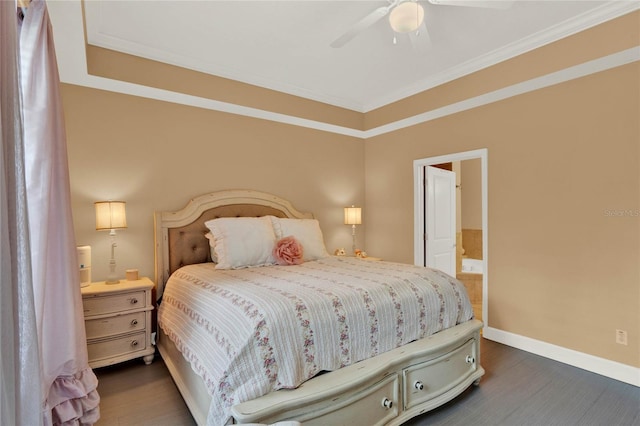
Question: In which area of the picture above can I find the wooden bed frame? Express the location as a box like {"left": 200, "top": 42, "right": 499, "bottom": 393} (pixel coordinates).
{"left": 154, "top": 189, "right": 484, "bottom": 425}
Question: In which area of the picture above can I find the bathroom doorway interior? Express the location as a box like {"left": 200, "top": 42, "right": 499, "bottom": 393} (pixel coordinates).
{"left": 414, "top": 149, "right": 488, "bottom": 325}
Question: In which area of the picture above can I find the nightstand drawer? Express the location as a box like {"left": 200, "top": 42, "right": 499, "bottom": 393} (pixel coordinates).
{"left": 85, "top": 311, "right": 146, "bottom": 340}
{"left": 87, "top": 331, "right": 148, "bottom": 362}
{"left": 83, "top": 290, "right": 147, "bottom": 316}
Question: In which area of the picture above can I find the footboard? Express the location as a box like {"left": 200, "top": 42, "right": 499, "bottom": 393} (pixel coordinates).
{"left": 231, "top": 319, "right": 484, "bottom": 425}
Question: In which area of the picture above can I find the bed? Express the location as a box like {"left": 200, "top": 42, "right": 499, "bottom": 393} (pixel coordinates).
{"left": 154, "top": 189, "right": 484, "bottom": 426}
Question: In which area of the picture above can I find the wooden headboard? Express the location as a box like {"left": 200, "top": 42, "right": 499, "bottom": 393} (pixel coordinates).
{"left": 154, "top": 189, "right": 313, "bottom": 298}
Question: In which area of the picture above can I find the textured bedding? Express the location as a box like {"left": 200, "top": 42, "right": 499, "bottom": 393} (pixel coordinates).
{"left": 157, "top": 256, "right": 474, "bottom": 425}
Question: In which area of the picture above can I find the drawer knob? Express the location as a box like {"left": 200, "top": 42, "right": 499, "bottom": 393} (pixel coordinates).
{"left": 130, "top": 319, "right": 138, "bottom": 326}
{"left": 381, "top": 398, "right": 393, "bottom": 409}
{"left": 130, "top": 298, "right": 138, "bottom": 304}
{"left": 466, "top": 355, "right": 475, "bottom": 364}
{"left": 131, "top": 340, "right": 139, "bottom": 347}
{"left": 414, "top": 381, "right": 424, "bottom": 390}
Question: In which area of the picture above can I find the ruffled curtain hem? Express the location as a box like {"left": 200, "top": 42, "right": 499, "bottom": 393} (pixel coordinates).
{"left": 46, "top": 367, "right": 100, "bottom": 426}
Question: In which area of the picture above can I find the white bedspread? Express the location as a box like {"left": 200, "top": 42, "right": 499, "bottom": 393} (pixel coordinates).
{"left": 158, "top": 256, "right": 474, "bottom": 425}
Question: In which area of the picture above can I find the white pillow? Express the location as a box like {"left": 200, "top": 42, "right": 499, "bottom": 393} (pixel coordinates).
{"left": 269, "top": 217, "right": 329, "bottom": 261}
{"left": 205, "top": 217, "right": 277, "bottom": 269}
{"left": 204, "top": 232, "right": 217, "bottom": 263}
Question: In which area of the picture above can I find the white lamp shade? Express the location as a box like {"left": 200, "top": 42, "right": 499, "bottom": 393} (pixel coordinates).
{"left": 95, "top": 201, "right": 127, "bottom": 230}
{"left": 389, "top": 1, "right": 425, "bottom": 33}
{"left": 344, "top": 206, "right": 362, "bottom": 225}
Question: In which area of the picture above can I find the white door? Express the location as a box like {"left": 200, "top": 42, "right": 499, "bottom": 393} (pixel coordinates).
{"left": 425, "top": 166, "right": 456, "bottom": 276}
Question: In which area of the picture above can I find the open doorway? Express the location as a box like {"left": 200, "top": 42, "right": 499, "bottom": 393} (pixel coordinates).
{"left": 413, "top": 149, "right": 488, "bottom": 326}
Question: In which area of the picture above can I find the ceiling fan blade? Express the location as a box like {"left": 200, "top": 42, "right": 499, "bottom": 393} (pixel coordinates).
{"left": 330, "top": 6, "right": 392, "bottom": 48}
{"left": 428, "top": 0, "right": 513, "bottom": 9}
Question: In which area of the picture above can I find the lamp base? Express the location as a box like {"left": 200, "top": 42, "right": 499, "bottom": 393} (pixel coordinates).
{"left": 352, "top": 225, "right": 357, "bottom": 255}
{"left": 106, "top": 254, "right": 119, "bottom": 284}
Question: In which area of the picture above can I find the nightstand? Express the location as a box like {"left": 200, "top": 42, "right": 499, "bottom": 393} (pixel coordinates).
{"left": 81, "top": 277, "right": 155, "bottom": 368}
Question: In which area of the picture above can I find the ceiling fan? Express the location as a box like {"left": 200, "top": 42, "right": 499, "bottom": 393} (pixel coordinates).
{"left": 330, "top": 0, "right": 513, "bottom": 48}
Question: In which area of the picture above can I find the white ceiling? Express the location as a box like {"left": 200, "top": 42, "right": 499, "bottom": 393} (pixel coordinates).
{"left": 73, "top": 1, "right": 637, "bottom": 112}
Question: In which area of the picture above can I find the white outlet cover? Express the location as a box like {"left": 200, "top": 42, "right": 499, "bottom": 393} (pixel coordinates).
{"left": 615, "top": 329, "right": 628, "bottom": 346}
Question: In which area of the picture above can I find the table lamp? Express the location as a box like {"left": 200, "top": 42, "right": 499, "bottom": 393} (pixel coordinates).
{"left": 95, "top": 201, "right": 127, "bottom": 284}
{"left": 344, "top": 205, "right": 362, "bottom": 255}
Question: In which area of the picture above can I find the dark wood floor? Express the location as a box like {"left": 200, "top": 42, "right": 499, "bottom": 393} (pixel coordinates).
{"left": 94, "top": 338, "right": 640, "bottom": 426}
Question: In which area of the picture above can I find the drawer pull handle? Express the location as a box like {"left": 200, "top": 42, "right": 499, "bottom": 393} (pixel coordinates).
{"left": 131, "top": 340, "right": 139, "bottom": 347}
{"left": 466, "top": 355, "right": 475, "bottom": 364}
{"left": 414, "top": 381, "right": 424, "bottom": 390}
{"left": 381, "top": 398, "right": 393, "bottom": 409}
{"left": 130, "top": 298, "right": 138, "bottom": 304}
{"left": 130, "top": 319, "right": 138, "bottom": 326}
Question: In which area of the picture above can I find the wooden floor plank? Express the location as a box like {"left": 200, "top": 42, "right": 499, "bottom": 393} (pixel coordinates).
{"left": 577, "top": 378, "right": 640, "bottom": 426}
{"left": 95, "top": 358, "right": 196, "bottom": 426}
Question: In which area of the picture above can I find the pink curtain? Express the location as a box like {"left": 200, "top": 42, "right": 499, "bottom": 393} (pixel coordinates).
{"left": 19, "top": 0, "right": 100, "bottom": 424}
{"left": 0, "top": 2, "right": 43, "bottom": 425}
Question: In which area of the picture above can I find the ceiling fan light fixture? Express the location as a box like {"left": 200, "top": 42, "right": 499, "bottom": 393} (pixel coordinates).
{"left": 389, "top": 1, "right": 425, "bottom": 33}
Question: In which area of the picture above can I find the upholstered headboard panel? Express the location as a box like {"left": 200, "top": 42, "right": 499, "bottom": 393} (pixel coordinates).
{"left": 167, "top": 204, "right": 287, "bottom": 275}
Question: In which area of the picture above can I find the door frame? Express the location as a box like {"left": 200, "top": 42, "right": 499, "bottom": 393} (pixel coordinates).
{"left": 413, "top": 148, "right": 488, "bottom": 325}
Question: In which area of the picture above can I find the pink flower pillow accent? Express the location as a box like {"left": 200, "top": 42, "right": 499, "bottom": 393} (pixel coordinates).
{"left": 273, "top": 236, "right": 304, "bottom": 266}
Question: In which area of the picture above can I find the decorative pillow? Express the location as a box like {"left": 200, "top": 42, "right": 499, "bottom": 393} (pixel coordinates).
{"left": 273, "top": 236, "right": 304, "bottom": 265}
{"left": 204, "top": 217, "right": 277, "bottom": 269}
{"left": 269, "top": 217, "right": 329, "bottom": 261}
{"left": 204, "top": 232, "right": 217, "bottom": 263}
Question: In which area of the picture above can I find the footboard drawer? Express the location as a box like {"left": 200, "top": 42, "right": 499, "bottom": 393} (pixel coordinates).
{"left": 403, "top": 338, "right": 478, "bottom": 410}
{"left": 233, "top": 373, "right": 400, "bottom": 426}
{"left": 301, "top": 374, "right": 399, "bottom": 426}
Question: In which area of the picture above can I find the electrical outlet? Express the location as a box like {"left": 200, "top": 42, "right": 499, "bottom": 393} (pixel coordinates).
{"left": 615, "top": 329, "right": 628, "bottom": 346}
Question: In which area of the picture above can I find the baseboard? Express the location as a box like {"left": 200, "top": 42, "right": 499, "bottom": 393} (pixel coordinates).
{"left": 483, "top": 327, "right": 640, "bottom": 387}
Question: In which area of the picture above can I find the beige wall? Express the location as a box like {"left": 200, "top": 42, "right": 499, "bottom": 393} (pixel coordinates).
{"left": 461, "top": 158, "right": 482, "bottom": 230}
{"left": 63, "top": 85, "right": 364, "bottom": 284}
{"left": 62, "top": 11, "right": 639, "bottom": 372}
